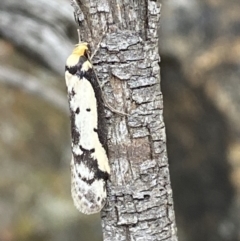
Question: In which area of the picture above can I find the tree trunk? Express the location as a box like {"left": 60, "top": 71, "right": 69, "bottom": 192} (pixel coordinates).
{"left": 72, "top": 1, "right": 178, "bottom": 240}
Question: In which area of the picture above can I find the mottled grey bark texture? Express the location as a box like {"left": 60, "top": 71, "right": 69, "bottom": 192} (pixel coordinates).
{"left": 72, "top": 1, "right": 178, "bottom": 240}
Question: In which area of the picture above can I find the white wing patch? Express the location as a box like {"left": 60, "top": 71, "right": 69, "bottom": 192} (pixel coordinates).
{"left": 65, "top": 45, "right": 110, "bottom": 215}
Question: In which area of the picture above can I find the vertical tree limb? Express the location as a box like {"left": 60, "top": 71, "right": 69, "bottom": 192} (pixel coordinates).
{"left": 71, "top": 0, "right": 178, "bottom": 240}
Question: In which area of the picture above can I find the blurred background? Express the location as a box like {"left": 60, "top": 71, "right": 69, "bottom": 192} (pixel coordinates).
{"left": 0, "top": 0, "right": 239, "bottom": 241}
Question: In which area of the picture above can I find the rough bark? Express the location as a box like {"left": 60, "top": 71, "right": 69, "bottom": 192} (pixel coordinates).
{"left": 72, "top": 1, "right": 178, "bottom": 240}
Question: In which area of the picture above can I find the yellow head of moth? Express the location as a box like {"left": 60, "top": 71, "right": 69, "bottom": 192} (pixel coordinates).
{"left": 72, "top": 42, "right": 90, "bottom": 57}
{"left": 66, "top": 42, "right": 91, "bottom": 68}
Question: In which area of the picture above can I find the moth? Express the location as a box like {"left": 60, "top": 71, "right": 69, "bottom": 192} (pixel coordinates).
{"left": 65, "top": 42, "right": 110, "bottom": 214}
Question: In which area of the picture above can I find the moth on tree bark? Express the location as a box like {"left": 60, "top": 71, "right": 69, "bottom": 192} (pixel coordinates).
{"left": 71, "top": 0, "right": 178, "bottom": 240}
